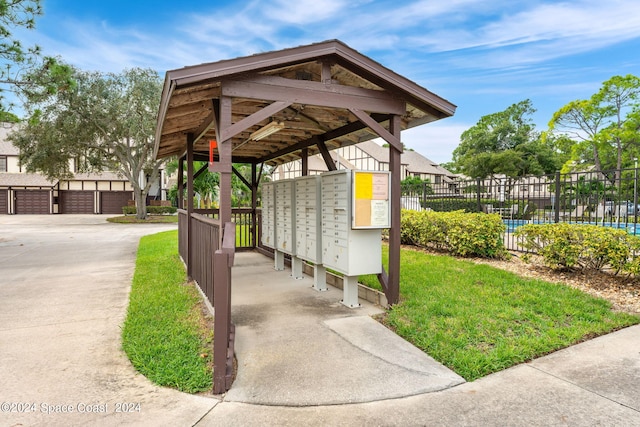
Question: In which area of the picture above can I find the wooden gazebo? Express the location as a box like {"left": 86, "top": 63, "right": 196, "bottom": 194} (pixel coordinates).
{"left": 154, "top": 40, "right": 456, "bottom": 393}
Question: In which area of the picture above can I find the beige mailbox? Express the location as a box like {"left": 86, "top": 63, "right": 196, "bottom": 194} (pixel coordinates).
{"left": 321, "top": 170, "right": 390, "bottom": 307}
{"left": 260, "top": 181, "right": 276, "bottom": 250}
{"left": 295, "top": 175, "right": 325, "bottom": 290}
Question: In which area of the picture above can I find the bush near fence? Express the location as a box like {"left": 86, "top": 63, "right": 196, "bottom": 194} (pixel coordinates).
{"left": 421, "top": 198, "right": 537, "bottom": 220}
{"left": 400, "top": 209, "right": 507, "bottom": 258}
{"left": 515, "top": 223, "right": 640, "bottom": 275}
{"left": 122, "top": 205, "right": 178, "bottom": 215}
{"left": 422, "top": 198, "right": 481, "bottom": 212}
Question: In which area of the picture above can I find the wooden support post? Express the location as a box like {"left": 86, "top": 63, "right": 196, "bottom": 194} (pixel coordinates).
{"left": 387, "top": 115, "right": 402, "bottom": 305}
{"left": 301, "top": 148, "right": 309, "bottom": 176}
{"left": 177, "top": 155, "right": 184, "bottom": 209}
{"left": 251, "top": 163, "right": 258, "bottom": 249}
{"left": 219, "top": 96, "right": 233, "bottom": 227}
{"left": 186, "top": 134, "right": 194, "bottom": 279}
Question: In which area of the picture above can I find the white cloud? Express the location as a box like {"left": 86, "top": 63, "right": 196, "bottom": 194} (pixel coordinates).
{"left": 401, "top": 121, "right": 470, "bottom": 164}
{"left": 408, "top": 0, "right": 640, "bottom": 69}
{"left": 26, "top": 0, "right": 640, "bottom": 77}
{"left": 264, "top": 0, "right": 348, "bottom": 24}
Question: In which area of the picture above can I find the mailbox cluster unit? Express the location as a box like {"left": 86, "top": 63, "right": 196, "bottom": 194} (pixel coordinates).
{"left": 295, "top": 176, "right": 322, "bottom": 263}
{"left": 275, "top": 180, "right": 295, "bottom": 255}
{"left": 295, "top": 176, "right": 326, "bottom": 290}
{"left": 261, "top": 170, "right": 389, "bottom": 307}
{"left": 260, "top": 181, "right": 275, "bottom": 248}
{"left": 321, "top": 171, "right": 382, "bottom": 277}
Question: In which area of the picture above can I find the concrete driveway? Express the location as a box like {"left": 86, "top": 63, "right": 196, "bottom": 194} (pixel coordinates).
{"left": 0, "top": 215, "right": 217, "bottom": 426}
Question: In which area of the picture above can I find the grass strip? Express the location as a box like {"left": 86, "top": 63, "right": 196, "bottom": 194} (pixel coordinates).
{"left": 360, "top": 246, "right": 640, "bottom": 381}
{"left": 122, "top": 230, "right": 212, "bottom": 393}
{"left": 107, "top": 215, "right": 179, "bottom": 224}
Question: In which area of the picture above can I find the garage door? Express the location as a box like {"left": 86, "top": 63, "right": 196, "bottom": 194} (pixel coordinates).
{"left": 100, "top": 191, "right": 133, "bottom": 214}
{"left": 0, "top": 190, "right": 7, "bottom": 214}
{"left": 15, "top": 190, "right": 50, "bottom": 214}
{"left": 60, "top": 191, "right": 95, "bottom": 214}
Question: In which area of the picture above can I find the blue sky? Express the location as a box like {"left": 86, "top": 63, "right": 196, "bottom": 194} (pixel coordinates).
{"left": 19, "top": 0, "right": 640, "bottom": 163}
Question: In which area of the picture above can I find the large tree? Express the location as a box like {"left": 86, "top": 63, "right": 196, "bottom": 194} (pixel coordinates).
{"left": 452, "top": 99, "right": 562, "bottom": 178}
{"left": 549, "top": 74, "right": 640, "bottom": 182}
{"left": 10, "top": 66, "right": 164, "bottom": 219}
{"left": 0, "top": 0, "right": 72, "bottom": 111}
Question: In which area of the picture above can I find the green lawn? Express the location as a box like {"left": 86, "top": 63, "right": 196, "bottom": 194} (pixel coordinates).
{"left": 123, "top": 231, "right": 639, "bottom": 389}
{"left": 122, "top": 230, "right": 212, "bottom": 393}
{"left": 359, "top": 246, "right": 640, "bottom": 381}
{"left": 107, "top": 215, "right": 179, "bottom": 224}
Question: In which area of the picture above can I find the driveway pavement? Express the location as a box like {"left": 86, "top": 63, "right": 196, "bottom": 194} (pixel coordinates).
{"left": 0, "top": 215, "right": 217, "bottom": 426}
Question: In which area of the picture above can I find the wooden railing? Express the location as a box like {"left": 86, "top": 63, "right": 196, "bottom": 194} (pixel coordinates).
{"left": 186, "top": 208, "right": 256, "bottom": 251}
{"left": 177, "top": 208, "right": 235, "bottom": 393}
{"left": 213, "top": 221, "right": 235, "bottom": 393}
{"left": 178, "top": 209, "right": 188, "bottom": 261}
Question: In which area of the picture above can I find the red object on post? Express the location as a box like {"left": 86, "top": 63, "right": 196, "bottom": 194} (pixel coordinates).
{"left": 209, "top": 140, "right": 217, "bottom": 171}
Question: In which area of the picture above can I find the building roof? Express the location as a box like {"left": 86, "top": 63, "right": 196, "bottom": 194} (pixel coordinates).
{"left": 0, "top": 123, "right": 19, "bottom": 155}
{"left": 355, "top": 140, "right": 391, "bottom": 163}
{"left": 402, "top": 150, "right": 455, "bottom": 178}
{"left": 352, "top": 141, "right": 457, "bottom": 179}
{"left": 154, "top": 39, "right": 456, "bottom": 165}
{"left": 307, "top": 154, "right": 331, "bottom": 172}
{"left": 0, "top": 173, "right": 58, "bottom": 187}
{"left": 72, "top": 172, "right": 127, "bottom": 181}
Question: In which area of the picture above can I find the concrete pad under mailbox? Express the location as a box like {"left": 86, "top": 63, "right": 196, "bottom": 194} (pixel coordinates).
{"left": 225, "top": 252, "right": 464, "bottom": 406}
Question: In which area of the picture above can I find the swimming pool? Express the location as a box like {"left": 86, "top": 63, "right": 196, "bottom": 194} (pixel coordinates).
{"left": 503, "top": 219, "right": 640, "bottom": 235}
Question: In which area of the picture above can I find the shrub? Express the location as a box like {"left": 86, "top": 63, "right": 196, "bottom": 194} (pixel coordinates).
{"left": 122, "top": 206, "right": 136, "bottom": 215}
{"left": 148, "top": 206, "right": 177, "bottom": 215}
{"left": 422, "top": 198, "right": 480, "bottom": 212}
{"left": 401, "top": 209, "right": 507, "bottom": 258}
{"left": 512, "top": 202, "right": 537, "bottom": 220}
{"left": 514, "top": 223, "right": 640, "bottom": 273}
{"left": 122, "top": 205, "right": 177, "bottom": 215}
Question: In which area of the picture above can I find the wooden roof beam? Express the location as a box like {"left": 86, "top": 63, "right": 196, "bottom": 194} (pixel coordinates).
{"left": 219, "top": 100, "right": 292, "bottom": 142}
{"left": 349, "top": 108, "right": 402, "bottom": 152}
{"left": 221, "top": 75, "right": 405, "bottom": 116}
{"left": 258, "top": 113, "right": 388, "bottom": 164}
{"left": 317, "top": 139, "right": 337, "bottom": 171}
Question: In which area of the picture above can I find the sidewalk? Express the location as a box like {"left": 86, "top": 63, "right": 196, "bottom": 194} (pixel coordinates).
{"left": 197, "top": 252, "right": 640, "bottom": 426}
{"left": 1, "top": 216, "right": 638, "bottom": 426}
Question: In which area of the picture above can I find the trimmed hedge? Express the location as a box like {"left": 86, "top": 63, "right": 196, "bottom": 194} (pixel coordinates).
{"left": 400, "top": 209, "right": 507, "bottom": 258}
{"left": 514, "top": 223, "right": 640, "bottom": 274}
{"left": 421, "top": 198, "right": 536, "bottom": 219}
{"left": 122, "top": 205, "right": 178, "bottom": 215}
{"left": 422, "top": 198, "right": 481, "bottom": 212}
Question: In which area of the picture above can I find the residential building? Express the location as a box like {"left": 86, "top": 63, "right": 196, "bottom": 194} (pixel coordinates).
{"left": 0, "top": 123, "right": 162, "bottom": 214}
{"left": 273, "top": 140, "right": 456, "bottom": 192}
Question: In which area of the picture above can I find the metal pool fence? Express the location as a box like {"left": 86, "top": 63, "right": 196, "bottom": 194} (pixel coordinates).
{"left": 402, "top": 168, "right": 640, "bottom": 252}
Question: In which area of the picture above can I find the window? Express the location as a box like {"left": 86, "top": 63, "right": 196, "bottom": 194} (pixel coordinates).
{"left": 0, "top": 156, "right": 6, "bottom": 172}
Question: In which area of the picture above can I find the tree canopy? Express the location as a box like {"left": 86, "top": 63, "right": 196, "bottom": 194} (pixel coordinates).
{"left": 0, "top": 0, "right": 72, "bottom": 112}
{"left": 548, "top": 74, "right": 640, "bottom": 181}
{"left": 10, "top": 66, "right": 164, "bottom": 218}
{"left": 451, "top": 99, "right": 563, "bottom": 178}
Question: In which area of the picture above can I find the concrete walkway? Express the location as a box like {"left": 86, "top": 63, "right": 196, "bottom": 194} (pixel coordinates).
{"left": 1, "top": 215, "right": 639, "bottom": 426}
{"left": 224, "top": 252, "right": 463, "bottom": 407}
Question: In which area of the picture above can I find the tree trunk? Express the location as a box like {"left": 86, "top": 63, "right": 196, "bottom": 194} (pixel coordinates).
{"left": 134, "top": 187, "right": 147, "bottom": 220}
